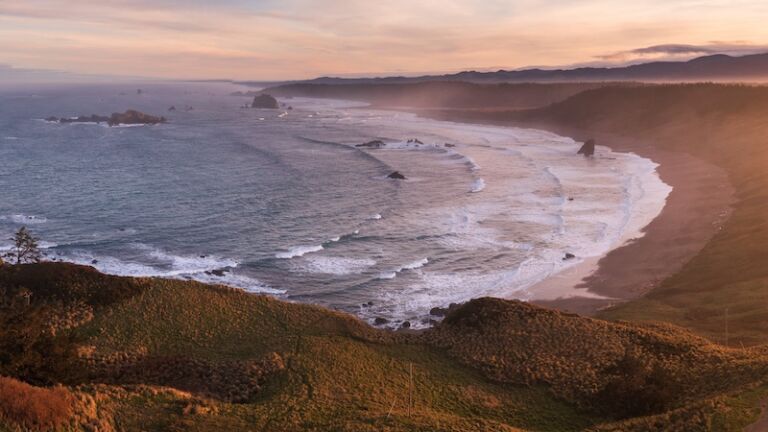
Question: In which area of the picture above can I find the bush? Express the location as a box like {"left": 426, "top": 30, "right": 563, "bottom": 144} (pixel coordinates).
{"left": 0, "top": 376, "right": 73, "bottom": 429}
{"left": 594, "top": 351, "right": 682, "bottom": 418}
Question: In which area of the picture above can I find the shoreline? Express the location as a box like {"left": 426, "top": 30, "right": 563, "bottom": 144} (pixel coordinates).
{"left": 404, "top": 110, "right": 736, "bottom": 315}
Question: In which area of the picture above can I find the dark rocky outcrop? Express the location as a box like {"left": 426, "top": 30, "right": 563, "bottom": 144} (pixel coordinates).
{"left": 46, "top": 110, "right": 167, "bottom": 126}
{"left": 374, "top": 317, "right": 389, "bottom": 325}
{"left": 204, "top": 268, "right": 228, "bottom": 277}
{"left": 355, "top": 140, "right": 385, "bottom": 148}
{"left": 563, "top": 253, "right": 576, "bottom": 260}
{"left": 577, "top": 139, "right": 596, "bottom": 157}
{"left": 108, "top": 110, "right": 167, "bottom": 126}
{"left": 430, "top": 307, "right": 447, "bottom": 317}
{"left": 168, "top": 106, "right": 176, "bottom": 112}
{"left": 251, "top": 94, "right": 279, "bottom": 109}
{"left": 407, "top": 138, "right": 424, "bottom": 144}
{"left": 387, "top": 171, "right": 406, "bottom": 180}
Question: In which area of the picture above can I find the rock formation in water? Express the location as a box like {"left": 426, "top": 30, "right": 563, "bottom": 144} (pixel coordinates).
{"left": 387, "top": 171, "right": 406, "bottom": 180}
{"left": 168, "top": 106, "right": 176, "bottom": 112}
{"left": 355, "top": 140, "right": 385, "bottom": 148}
{"left": 577, "top": 139, "right": 596, "bottom": 157}
{"left": 107, "top": 110, "right": 167, "bottom": 126}
{"left": 251, "top": 94, "right": 279, "bottom": 109}
{"left": 46, "top": 110, "right": 167, "bottom": 126}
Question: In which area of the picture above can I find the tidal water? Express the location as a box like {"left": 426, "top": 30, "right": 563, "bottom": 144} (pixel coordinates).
{"left": 0, "top": 82, "right": 671, "bottom": 327}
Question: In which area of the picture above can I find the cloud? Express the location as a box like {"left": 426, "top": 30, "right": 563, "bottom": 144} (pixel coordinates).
{"left": 2, "top": 1, "right": 768, "bottom": 80}
{"left": 597, "top": 42, "right": 768, "bottom": 64}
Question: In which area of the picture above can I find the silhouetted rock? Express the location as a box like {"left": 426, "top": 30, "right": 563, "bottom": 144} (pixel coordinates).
{"left": 47, "top": 110, "right": 166, "bottom": 126}
{"left": 430, "top": 307, "right": 447, "bottom": 317}
{"left": 407, "top": 138, "right": 424, "bottom": 144}
{"left": 577, "top": 139, "right": 595, "bottom": 157}
{"left": 400, "top": 321, "right": 411, "bottom": 329}
{"left": 168, "top": 106, "right": 176, "bottom": 112}
{"left": 387, "top": 171, "right": 406, "bottom": 180}
{"left": 374, "top": 317, "right": 389, "bottom": 325}
{"left": 251, "top": 94, "right": 279, "bottom": 109}
{"left": 108, "top": 110, "right": 167, "bottom": 126}
{"left": 563, "top": 253, "right": 576, "bottom": 260}
{"left": 356, "top": 140, "right": 385, "bottom": 148}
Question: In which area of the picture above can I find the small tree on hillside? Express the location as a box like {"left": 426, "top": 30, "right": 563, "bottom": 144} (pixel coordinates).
{"left": 5, "top": 227, "right": 42, "bottom": 265}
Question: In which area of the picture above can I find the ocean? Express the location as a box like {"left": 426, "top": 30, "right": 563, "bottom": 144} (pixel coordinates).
{"left": 0, "top": 82, "right": 671, "bottom": 327}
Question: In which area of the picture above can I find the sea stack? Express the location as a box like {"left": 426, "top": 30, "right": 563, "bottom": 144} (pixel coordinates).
{"left": 577, "top": 139, "right": 596, "bottom": 157}
{"left": 251, "top": 94, "right": 279, "bottom": 109}
{"left": 108, "top": 110, "right": 167, "bottom": 126}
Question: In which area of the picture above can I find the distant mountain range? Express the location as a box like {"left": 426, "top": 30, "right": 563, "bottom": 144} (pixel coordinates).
{"left": 238, "top": 52, "right": 768, "bottom": 86}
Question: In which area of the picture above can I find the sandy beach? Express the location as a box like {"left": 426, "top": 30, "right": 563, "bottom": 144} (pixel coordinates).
{"left": 532, "top": 129, "right": 735, "bottom": 314}
{"left": 411, "top": 113, "right": 737, "bottom": 315}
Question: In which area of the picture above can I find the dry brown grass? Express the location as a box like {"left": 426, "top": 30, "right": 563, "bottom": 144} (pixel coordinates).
{"left": 0, "top": 376, "right": 74, "bottom": 430}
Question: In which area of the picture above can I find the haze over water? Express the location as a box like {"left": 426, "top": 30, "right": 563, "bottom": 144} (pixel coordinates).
{"left": 0, "top": 82, "right": 670, "bottom": 327}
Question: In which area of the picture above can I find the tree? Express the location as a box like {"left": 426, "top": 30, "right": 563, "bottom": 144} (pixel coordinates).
{"left": 5, "top": 227, "right": 42, "bottom": 265}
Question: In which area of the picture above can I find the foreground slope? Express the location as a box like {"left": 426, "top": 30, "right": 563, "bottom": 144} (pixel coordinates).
{"left": 1, "top": 263, "right": 768, "bottom": 431}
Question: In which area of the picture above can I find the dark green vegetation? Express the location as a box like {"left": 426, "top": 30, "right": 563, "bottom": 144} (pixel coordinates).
{"left": 2, "top": 262, "right": 768, "bottom": 431}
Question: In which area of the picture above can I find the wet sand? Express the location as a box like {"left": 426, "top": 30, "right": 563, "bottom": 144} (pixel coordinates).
{"left": 530, "top": 129, "right": 734, "bottom": 315}
{"left": 409, "top": 112, "right": 736, "bottom": 315}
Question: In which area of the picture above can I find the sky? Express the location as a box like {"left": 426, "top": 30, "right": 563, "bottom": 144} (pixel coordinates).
{"left": 2, "top": 0, "right": 768, "bottom": 81}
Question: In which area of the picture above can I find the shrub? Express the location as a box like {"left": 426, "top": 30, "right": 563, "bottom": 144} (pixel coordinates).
{"left": 594, "top": 351, "right": 683, "bottom": 418}
{"left": 0, "top": 376, "right": 73, "bottom": 429}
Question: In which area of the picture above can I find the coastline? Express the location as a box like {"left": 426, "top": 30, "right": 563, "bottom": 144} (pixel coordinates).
{"left": 405, "top": 110, "right": 735, "bottom": 315}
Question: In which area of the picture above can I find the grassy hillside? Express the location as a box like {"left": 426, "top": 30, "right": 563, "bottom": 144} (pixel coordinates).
{"left": 1, "top": 263, "right": 768, "bottom": 431}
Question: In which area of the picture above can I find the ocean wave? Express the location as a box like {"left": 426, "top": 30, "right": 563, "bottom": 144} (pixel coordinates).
{"left": 377, "top": 258, "right": 429, "bottom": 279}
{"left": 470, "top": 178, "right": 486, "bottom": 193}
{"left": 275, "top": 244, "right": 324, "bottom": 259}
{"left": 0, "top": 214, "right": 48, "bottom": 224}
{"left": 298, "top": 256, "right": 377, "bottom": 275}
{"left": 53, "top": 247, "right": 283, "bottom": 294}
{"left": 274, "top": 231, "right": 357, "bottom": 259}
{"left": 368, "top": 213, "right": 382, "bottom": 220}
{"left": 0, "top": 240, "right": 57, "bottom": 253}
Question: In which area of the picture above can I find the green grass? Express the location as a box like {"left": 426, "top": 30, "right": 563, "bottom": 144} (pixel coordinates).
{"left": 4, "top": 261, "right": 768, "bottom": 430}
{"left": 73, "top": 280, "right": 597, "bottom": 431}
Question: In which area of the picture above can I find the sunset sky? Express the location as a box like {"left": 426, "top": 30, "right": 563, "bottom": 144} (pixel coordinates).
{"left": 2, "top": 0, "right": 768, "bottom": 81}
